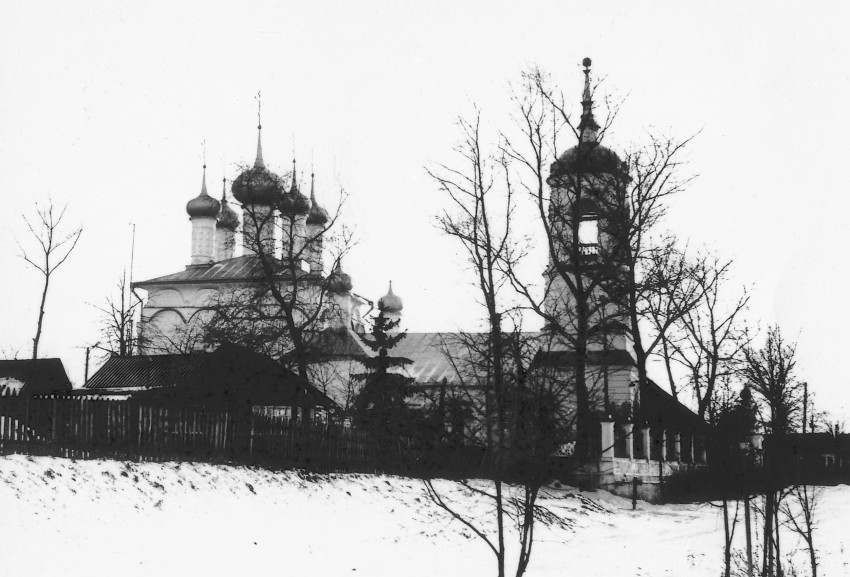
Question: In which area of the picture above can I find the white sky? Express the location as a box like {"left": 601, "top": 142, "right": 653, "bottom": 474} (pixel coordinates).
{"left": 1, "top": 1, "right": 848, "bottom": 424}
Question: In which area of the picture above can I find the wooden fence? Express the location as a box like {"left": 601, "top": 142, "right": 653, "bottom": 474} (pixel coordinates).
{"left": 0, "top": 395, "right": 414, "bottom": 474}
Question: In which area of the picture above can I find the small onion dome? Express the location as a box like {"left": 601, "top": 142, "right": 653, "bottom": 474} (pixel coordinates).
{"left": 378, "top": 281, "right": 403, "bottom": 314}
{"left": 216, "top": 186, "right": 239, "bottom": 230}
{"left": 327, "top": 261, "right": 353, "bottom": 294}
{"left": 186, "top": 167, "right": 221, "bottom": 218}
{"left": 306, "top": 173, "right": 329, "bottom": 225}
{"left": 231, "top": 128, "right": 282, "bottom": 206}
{"left": 549, "top": 142, "right": 626, "bottom": 178}
{"left": 279, "top": 160, "right": 310, "bottom": 216}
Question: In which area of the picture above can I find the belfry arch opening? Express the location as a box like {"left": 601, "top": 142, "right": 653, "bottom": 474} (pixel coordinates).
{"left": 578, "top": 213, "right": 599, "bottom": 255}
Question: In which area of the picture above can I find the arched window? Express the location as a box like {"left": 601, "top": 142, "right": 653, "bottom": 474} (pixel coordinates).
{"left": 578, "top": 214, "right": 599, "bottom": 255}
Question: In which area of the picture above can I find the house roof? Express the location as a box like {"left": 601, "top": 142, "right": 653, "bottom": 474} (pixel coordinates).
{"left": 84, "top": 345, "right": 335, "bottom": 409}
{"left": 0, "top": 358, "right": 72, "bottom": 395}
{"left": 638, "top": 379, "right": 708, "bottom": 433}
{"left": 133, "top": 255, "right": 317, "bottom": 287}
{"left": 85, "top": 353, "right": 209, "bottom": 390}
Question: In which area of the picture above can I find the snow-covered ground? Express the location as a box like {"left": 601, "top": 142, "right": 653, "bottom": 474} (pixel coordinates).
{"left": 0, "top": 454, "right": 847, "bottom": 577}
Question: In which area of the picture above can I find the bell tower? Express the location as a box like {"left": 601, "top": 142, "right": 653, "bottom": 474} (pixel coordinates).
{"left": 542, "top": 57, "right": 637, "bottom": 411}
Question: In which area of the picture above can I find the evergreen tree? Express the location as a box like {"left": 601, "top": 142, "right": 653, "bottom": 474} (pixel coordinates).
{"left": 352, "top": 312, "right": 414, "bottom": 444}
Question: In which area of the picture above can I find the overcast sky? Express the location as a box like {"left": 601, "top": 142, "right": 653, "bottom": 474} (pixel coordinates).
{"left": 1, "top": 1, "right": 848, "bottom": 424}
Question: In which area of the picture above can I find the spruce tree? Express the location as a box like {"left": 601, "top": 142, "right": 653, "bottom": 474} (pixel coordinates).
{"left": 352, "top": 312, "right": 414, "bottom": 447}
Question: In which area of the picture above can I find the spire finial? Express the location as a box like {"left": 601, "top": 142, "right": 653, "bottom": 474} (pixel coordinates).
{"left": 388, "top": 280, "right": 394, "bottom": 294}
{"left": 578, "top": 57, "right": 600, "bottom": 142}
{"left": 254, "top": 92, "right": 265, "bottom": 169}
{"left": 201, "top": 142, "right": 208, "bottom": 196}
{"left": 221, "top": 170, "right": 227, "bottom": 201}
{"left": 310, "top": 171, "right": 316, "bottom": 201}
{"left": 290, "top": 157, "right": 298, "bottom": 193}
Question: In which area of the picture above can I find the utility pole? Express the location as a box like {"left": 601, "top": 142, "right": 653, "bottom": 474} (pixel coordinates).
{"left": 84, "top": 346, "right": 91, "bottom": 385}
{"left": 802, "top": 381, "right": 808, "bottom": 434}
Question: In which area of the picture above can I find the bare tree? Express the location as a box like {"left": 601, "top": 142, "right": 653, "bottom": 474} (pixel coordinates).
{"left": 201, "top": 166, "right": 356, "bottom": 377}
{"left": 427, "top": 112, "right": 572, "bottom": 577}
{"left": 781, "top": 483, "right": 820, "bottom": 577}
{"left": 496, "top": 64, "right": 698, "bottom": 458}
{"left": 497, "top": 65, "right": 631, "bottom": 459}
{"left": 90, "top": 271, "right": 143, "bottom": 358}
{"left": 18, "top": 199, "right": 83, "bottom": 359}
{"left": 741, "top": 325, "right": 805, "bottom": 577}
{"left": 657, "top": 255, "right": 751, "bottom": 421}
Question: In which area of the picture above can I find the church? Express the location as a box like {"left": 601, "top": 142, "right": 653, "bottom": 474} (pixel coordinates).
{"left": 133, "top": 127, "right": 374, "bottom": 356}
{"left": 121, "top": 60, "right": 706, "bottom": 499}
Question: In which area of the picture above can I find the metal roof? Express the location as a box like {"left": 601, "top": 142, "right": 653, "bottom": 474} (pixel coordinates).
{"left": 84, "top": 345, "right": 336, "bottom": 409}
{"left": 133, "top": 255, "right": 316, "bottom": 287}
{"left": 84, "top": 353, "right": 209, "bottom": 390}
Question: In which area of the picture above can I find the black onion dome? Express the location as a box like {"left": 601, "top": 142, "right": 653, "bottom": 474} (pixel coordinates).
{"left": 231, "top": 166, "right": 282, "bottom": 206}
{"left": 280, "top": 168, "right": 310, "bottom": 216}
{"left": 378, "top": 282, "right": 402, "bottom": 313}
{"left": 292, "top": 190, "right": 311, "bottom": 215}
{"left": 278, "top": 191, "right": 310, "bottom": 216}
{"left": 186, "top": 169, "right": 221, "bottom": 218}
{"left": 327, "top": 262, "right": 353, "bottom": 294}
{"left": 231, "top": 129, "right": 282, "bottom": 205}
{"left": 217, "top": 198, "right": 239, "bottom": 230}
{"left": 306, "top": 173, "right": 330, "bottom": 225}
{"left": 549, "top": 142, "right": 627, "bottom": 179}
{"left": 307, "top": 200, "right": 329, "bottom": 225}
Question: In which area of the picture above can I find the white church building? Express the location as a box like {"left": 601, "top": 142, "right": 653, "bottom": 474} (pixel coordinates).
{"left": 132, "top": 121, "right": 378, "bottom": 356}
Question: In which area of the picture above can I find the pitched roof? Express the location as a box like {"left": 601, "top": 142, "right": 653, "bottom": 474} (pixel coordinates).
{"left": 302, "top": 328, "right": 372, "bottom": 360}
{"left": 84, "top": 345, "right": 335, "bottom": 409}
{"left": 84, "top": 353, "right": 208, "bottom": 390}
{"left": 0, "top": 358, "right": 72, "bottom": 395}
{"left": 133, "top": 255, "right": 317, "bottom": 287}
{"left": 638, "top": 379, "right": 708, "bottom": 432}
{"left": 392, "top": 333, "right": 465, "bottom": 385}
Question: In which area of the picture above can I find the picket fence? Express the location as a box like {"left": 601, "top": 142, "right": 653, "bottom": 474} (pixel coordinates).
{"left": 0, "top": 395, "right": 413, "bottom": 473}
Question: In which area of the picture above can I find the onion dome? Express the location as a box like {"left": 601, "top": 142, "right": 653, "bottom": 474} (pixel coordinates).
{"left": 550, "top": 142, "right": 625, "bottom": 177}
{"left": 306, "top": 173, "right": 329, "bottom": 226}
{"left": 186, "top": 165, "right": 221, "bottom": 218}
{"left": 549, "top": 57, "right": 627, "bottom": 179}
{"left": 216, "top": 177, "right": 239, "bottom": 230}
{"left": 231, "top": 124, "right": 282, "bottom": 206}
{"left": 279, "top": 158, "right": 311, "bottom": 216}
{"left": 327, "top": 260, "right": 353, "bottom": 294}
{"left": 378, "top": 281, "right": 403, "bottom": 314}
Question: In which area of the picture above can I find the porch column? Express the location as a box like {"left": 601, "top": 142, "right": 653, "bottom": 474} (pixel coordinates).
{"left": 659, "top": 429, "right": 668, "bottom": 462}
{"left": 640, "top": 426, "right": 651, "bottom": 461}
{"left": 600, "top": 420, "right": 615, "bottom": 460}
{"left": 696, "top": 435, "right": 707, "bottom": 464}
{"left": 688, "top": 434, "right": 695, "bottom": 464}
{"left": 621, "top": 423, "right": 634, "bottom": 460}
{"left": 673, "top": 432, "right": 682, "bottom": 462}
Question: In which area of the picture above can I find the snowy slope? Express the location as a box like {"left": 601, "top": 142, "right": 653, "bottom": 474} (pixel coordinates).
{"left": 0, "top": 455, "right": 847, "bottom": 577}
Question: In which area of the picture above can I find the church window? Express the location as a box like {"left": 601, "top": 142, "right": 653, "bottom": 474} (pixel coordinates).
{"left": 578, "top": 216, "right": 599, "bottom": 255}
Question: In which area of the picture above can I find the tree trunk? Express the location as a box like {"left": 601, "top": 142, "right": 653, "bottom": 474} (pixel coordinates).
{"left": 774, "top": 502, "right": 782, "bottom": 577}
{"left": 722, "top": 499, "right": 732, "bottom": 577}
{"left": 32, "top": 273, "right": 50, "bottom": 359}
{"left": 744, "top": 494, "right": 753, "bottom": 577}
{"left": 764, "top": 491, "right": 775, "bottom": 577}
{"left": 495, "top": 480, "right": 505, "bottom": 577}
